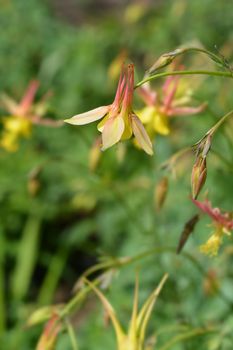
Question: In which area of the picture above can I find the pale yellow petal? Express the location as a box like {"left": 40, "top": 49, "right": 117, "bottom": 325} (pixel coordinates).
{"left": 131, "top": 115, "right": 153, "bottom": 155}
{"left": 101, "top": 116, "right": 125, "bottom": 150}
{"left": 64, "top": 106, "right": 109, "bottom": 125}
{"left": 97, "top": 115, "right": 109, "bottom": 132}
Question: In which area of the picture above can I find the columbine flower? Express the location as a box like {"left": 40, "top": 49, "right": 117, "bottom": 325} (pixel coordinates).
{"left": 64, "top": 64, "right": 153, "bottom": 155}
{"left": 192, "top": 198, "right": 233, "bottom": 256}
{"left": 0, "top": 80, "right": 62, "bottom": 152}
{"left": 84, "top": 273, "right": 168, "bottom": 350}
{"left": 137, "top": 73, "right": 206, "bottom": 138}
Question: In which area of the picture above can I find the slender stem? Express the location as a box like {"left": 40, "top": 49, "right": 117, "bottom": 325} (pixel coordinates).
{"left": 158, "top": 327, "right": 217, "bottom": 350}
{"left": 66, "top": 319, "right": 79, "bottom": 350}
{"left": 135, "top": 70, "right": 233, "bottom": 89}
{"left": 61, "top": 246, "right": 232, "bottom": 322}
{"left": 211, "top": 148, "right": 233, "bottom": 173}
{"left": 0, "top": 232, "right": 6, "bottom": 336}
{"left": 208, "top": 110, "right": 233, "bottom": 135}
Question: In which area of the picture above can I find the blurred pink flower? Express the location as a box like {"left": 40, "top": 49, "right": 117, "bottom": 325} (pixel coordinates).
{"left": 137, "top": 69, "right": 206, "bottom": 137}
{"left": 1, "top": 80, "right": 62, "bottom": 151}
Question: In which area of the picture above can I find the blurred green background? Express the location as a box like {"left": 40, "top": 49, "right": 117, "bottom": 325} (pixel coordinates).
{"left": 0, "top": 0, "right": 233, "bottom": 349}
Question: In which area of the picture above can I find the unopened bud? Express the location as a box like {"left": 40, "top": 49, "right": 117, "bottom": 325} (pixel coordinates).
{"left": 148, "top": 48, "right": 187, "bottom": 74}
{"left": 27, "top": 306, "right": 61, "bottom": 327}
{"left": 36, "top": 314, "right": 61, "bottom": 350}
{"left": 191, "top": 157, "right": 207, "bottom": 199}
{"left": 148, "top": 55, "right": 175, "bottom": 74}
{"left": 27, "top": 166, "right": 42, "bottom": 196}
{"left": 89, "top": 137, "right": 102, "bottom": 171}
{"left": 201, "top": 134, "right": 212, "bottom": 158}
{"left": 203, "top": 269, "right": 219, "bottom": 296}
{"left": 177, "top": 214, "right": 199, "bottom": 254}
{"left": 154, "top": 176, "right": 169, "bottom": 210}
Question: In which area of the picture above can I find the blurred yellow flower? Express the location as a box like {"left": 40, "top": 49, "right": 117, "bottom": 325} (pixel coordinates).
{"left": 199, "top": 228, "right": 223, "bottom": 257}
{"left": 0, "top": 80, "right": 62, "bottom": 152}
{"left": 193, "top": 199, "right": 233, "bottom": 256}
{"left": 1, "top": 116, "right": 31, "bottom": 152}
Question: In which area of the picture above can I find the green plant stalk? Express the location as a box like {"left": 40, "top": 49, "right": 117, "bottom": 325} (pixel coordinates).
{"left": 66, "top": 319, "right": 79, "bottom": 350}
{"left": 60, "top": 281, "right": 98, "bottom": 318}
{"left": 158, "top": 327, "right": 217, "bottom": 350}
{"left": 11, "top": 216, "right": 41, "bottom": 301}
{"left": 135, "top": 70, "right": 233, "bottom": 89}
{"left": 62, "top": 247, "right": 233, "bottom": 322}
{"left": 211, "top": 149, "right": 233, "bottom": 173}
{"left": 208, "top": 110, "right": 233, "bottom": 135}
{"left": 38, "top": 246, "right": 69, "bottom": 305}
{"left": 0, "top": 229, "right": 6, "bottom": 335}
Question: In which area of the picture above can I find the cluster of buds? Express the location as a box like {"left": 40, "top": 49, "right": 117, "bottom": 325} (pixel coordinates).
{"left": 193, "top": 198, "right": 233, "bottom": 256}
{"left": 0, "top": 81, "right": 62, "bottom": 152}
{"left": 65, "top": 64, "right": 153, "bottom": 155}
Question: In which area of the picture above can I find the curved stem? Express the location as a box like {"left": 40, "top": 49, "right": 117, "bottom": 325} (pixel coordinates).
{"left": 158, "top": 327, "right": 217, "bottom": 350}
{"left": 62, "top": 246, "right": 233, "bottom": 321}
{"left": 65, "top": 319, "right": 79, "bottom": 350}
{"left": 135, "top": 70, "right": 233, "bottom": 89}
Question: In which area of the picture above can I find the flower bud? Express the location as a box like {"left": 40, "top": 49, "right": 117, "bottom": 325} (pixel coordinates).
{"left": 36, "top": 314, "right": 61, "bottom": 350}
{"left": 154, "top": 176, "right": 169, "bottom": 210}
{"left": 191, "top": 156, "right": 207, "bottom": 199}
{"left": 89, "top": 137, "right": 102, "bottom": 171}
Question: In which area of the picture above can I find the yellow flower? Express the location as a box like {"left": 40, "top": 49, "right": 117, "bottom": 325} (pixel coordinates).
{"left": 1, "top": 116, "right": 31, "bottom": 152}
{"left": 200, "top": 227, "right": 223, "bottom": 257}
{"left": 1, "top": 80, "right": 62, "bottom": 152}
{"left": 192, "top": 199, "right": 233, "bottom": 256}
{"left": 64, "top": 64, "right": 153, "bottom": 155}
{"left": 138, "top": 105, "right": 170, "bottom": 137}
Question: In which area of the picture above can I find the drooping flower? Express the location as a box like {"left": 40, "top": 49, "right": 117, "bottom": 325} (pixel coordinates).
{"left": 64, "top": 64, "right": 153, "bottom": 155}
{"left": 0, "top": 80, "right": 62, "bottom": 152}
{"left": 192, "top": 198, "right": 233, "bottom": 256}
{"left": 137, "top": 72, "right": 206, "bottom": 138}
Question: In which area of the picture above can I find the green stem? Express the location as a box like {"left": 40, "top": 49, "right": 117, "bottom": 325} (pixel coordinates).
{"left": 38, "top": 246, "right": 69, "bottom": 305}
{"left": 65, "top": 319, "right": 79, "bottom": 350}
{"left": 0, "top": 229, "right": 6, "bottom": 336}
{"left": 61, "top": 246, "right": 232, "bottom": 321}
{"left": 208, "top": 110, "right": 233, "bottom": 135}
{"left": 135, "top": 70, "right": 233, "bottom": 89}
{"left": 60, "top": 283, "right": 94, "bottom": 318}
{"left": 211, "top": 148, "right": 233, "bottom": 173}
{"left": 158, "top": 327, "right": 217, "bottom": 350}
{"left": 11, "top": 216, "right": 41, "bottom": 301}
